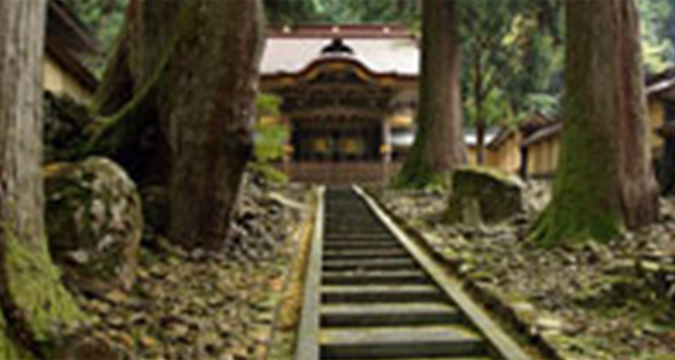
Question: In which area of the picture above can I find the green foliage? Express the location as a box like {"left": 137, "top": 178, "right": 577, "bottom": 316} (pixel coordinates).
{"left": 65, "top": 0, "right": 675, "bottom": 79}
{"left": 520, "top": 93, "right": 561, "bottom": 119}
{"left": 311, "top": 0, "right": 419, "bottom": 24}
{"left": 265, "top": 0, "right": 419, "bottom": 24}
{"left": 638, "top": 0, "right": 675, "bottom": 73}
{"left": 460, "top": 0, "right": 565, "bottom": 127}
{"left": 257, "top": 93, "right": 282, "bottom": 117}
{"left": 265, "top": 0, "right": 325, "bottom": 24}
{"left": 254, "top": 123, "right": 289, "bottom": 162}
{"left": 464, "top": 88, "right": 513, "bottom": 128}
{"left": 64, "top": 0, "right": 127, "bottom": 75}
{"left": 255, "top": 94, "right": 287, "bottom": 162}
{"left": 247, "top": 162, "right": 289, "bottom": 185}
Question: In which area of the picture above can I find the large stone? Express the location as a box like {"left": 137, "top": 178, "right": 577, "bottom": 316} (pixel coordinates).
{"left": 446, "top": 167, "right": 524, "bottom": 225}
{"left": 45, "top": 157, "right": 143, "bottom": 294}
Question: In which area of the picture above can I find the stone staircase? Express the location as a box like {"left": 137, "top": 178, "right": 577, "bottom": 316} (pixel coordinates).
{"left": 319, "top": 188, "right": 496, "bottom": 360}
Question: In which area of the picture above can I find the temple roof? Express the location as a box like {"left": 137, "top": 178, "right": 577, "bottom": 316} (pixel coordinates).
{"left": 47, "top": 0, "right": 99, "bottom": 92}
{"left": 464, "top": 127, "right": 504, "bottom": 147}
{"left": 261, "top": 24, "right": 420, "bottom": 77}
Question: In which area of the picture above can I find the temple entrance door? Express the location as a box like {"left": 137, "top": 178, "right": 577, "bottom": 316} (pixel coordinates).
{"left": 291, "top": 118, "right": 383, "bottom": 163}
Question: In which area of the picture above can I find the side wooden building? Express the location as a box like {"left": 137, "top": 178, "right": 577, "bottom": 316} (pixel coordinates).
{"left": 44, "top": 0, "right": 98, "bottom": 103}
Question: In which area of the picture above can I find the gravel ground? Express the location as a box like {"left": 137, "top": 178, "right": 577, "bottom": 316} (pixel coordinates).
{"left": 376, "top": 182, "right": 675, "bottom": 360}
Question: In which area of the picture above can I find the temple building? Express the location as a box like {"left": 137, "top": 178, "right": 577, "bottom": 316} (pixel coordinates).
{"left": 260, "top": 24, "right": 522, "bottom": 184}
{"left": 260, "top": 24, "right": 419, "bottom": 184}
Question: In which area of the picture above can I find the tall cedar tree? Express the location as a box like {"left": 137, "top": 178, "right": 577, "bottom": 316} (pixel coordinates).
{"left": 0, "top": 0, "right": 84, "bottom": 357}
{"left": 395, "top": 0, "right": 465, "bottom": 188}
{"left": 530, "top": 0, "right": 659, "bottom": 245}
{"left": 92, "top": 0, "right": 265, "bottom": 249}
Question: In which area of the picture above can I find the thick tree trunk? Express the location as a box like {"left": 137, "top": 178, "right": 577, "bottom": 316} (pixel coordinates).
{"left": 0, "top": 0, "right": 83, "bottom": 356}
{"left": 657, "top": 113, "right": 675, "bottom": 195}
{"left": 395, "top": 0, "right": 465, "bottom": 188}
{"left": 476, "top": 123, "right": 486, "bottom": 165}
{"left": 474, "top": 59, "right": 486, "bottom": 166}
{"left": 167, "top": 0, "right": 264, "bottom": 249}
{"left": 91, "top": 0, "right": 265, "bottom": 249}
{"left": 529, "top": 0, "right": 659, "bottom": 246}
{"left": 89, "top": 0, "right": 182, "bottom": 188}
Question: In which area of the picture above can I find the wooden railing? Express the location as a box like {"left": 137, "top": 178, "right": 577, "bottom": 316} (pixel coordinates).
{"left": 277, "top": 161, "right": 401, "bottom": 185}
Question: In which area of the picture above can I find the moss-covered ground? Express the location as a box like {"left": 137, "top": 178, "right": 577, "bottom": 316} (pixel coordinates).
{"left": 376, "top": 184, "right": 675, "bottom": 360}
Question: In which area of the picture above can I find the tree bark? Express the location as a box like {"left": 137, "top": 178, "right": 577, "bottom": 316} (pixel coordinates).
{"left": 529, "top": 0, "right": 659, "bottom": 246}
{"left": 395, "top": 0, "right": 465, "bottom": 188}
{"left": 474, "top": 63, "right": 486, "bottom": 165}
{"left": 91, "top": 0, "right": 265, "bottom": 249}
{"left": 0, "top": 0, "right": 83, "bottom": 356}
{"left": 476, "top": 123, "right": 486, "bottom": 165}
{"left": 167, "top": 0, "right": 264, "bottom": 249}
{"left": 657, "top": 113, "right": 675, "bottom": 195}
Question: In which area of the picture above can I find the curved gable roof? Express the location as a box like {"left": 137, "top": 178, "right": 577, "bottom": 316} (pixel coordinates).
{"left": 263, "top": 55, "right": 417, "bottom": 84}
{"left": 261, "top": 25, "right": 420, "bottom": 78}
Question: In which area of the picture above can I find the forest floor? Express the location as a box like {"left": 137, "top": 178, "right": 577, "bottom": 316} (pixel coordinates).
{"left": 74, "top": 172, "right": 311, "bottom": 360}
{"left": 375, "top": 183, "right": 675, "bottom": 360}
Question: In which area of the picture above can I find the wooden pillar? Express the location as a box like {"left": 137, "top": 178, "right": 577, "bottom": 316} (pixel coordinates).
{"left": 381, "top": 119, "right": 392, "bottom": 163}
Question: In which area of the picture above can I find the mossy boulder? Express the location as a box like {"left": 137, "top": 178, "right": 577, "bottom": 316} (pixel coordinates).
{"left": 45, "top": 157, "right": 143, "bottom": 295}
{"left": 446, "top": 166, "right": 524, "bottom": 225}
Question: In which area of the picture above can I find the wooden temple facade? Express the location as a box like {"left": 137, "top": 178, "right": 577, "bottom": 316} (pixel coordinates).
{"left": 257, "top": 25, "right": 553, "bottom": 184}
{"left": 260, "top": 25, "right": 418, "bottom": 184}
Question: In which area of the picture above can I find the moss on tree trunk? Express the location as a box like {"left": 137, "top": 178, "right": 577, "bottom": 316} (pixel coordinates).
{"left": 89, "top": 0, "right": 265, "bottom": 249}
{"left": 529, "top": 0, "right": 659, "bottom": 246}
{"left": 395, "top": 0, "right": 465, "bottom": 188}
{"left": 0, "top": 0, "right": 85, "bottom": 356}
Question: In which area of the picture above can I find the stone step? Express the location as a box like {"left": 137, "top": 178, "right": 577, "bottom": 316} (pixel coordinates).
{"left": 323, "top": 258, "right": 418, "bottom": 272}
{"left": 321, "top": 302, "right": 461, "bottom": 327}
{"left": 325, "top": 205, "right": 370, "bottom": 209}
{"left": 324, "top": 240, "right": 398, "bottom": 247}
{"left": 337, "top": 357, "right": 493, "bottom": 360}
{"left": 320, "top": 326, "right": 486, "bottom": 359}
{"left": 324, "top": 234, "right": 394, "bottom": 241}
{"left": 322, "top": 285, "right": 444, "bottom": 303}
{"left": 325, "top": 216, "right": 380, "bottom": 222}
{"left": 324, "top": 242, "right": 400, "bottom": 251}
{"left": 325, "top": 220, "right": 382, "bottom": 225}
{"left": 325, "top": 230, "right": 388, "bottom": 236}
{"left": 322, "top": 270, "right": 430, "bottom": 285}
{"left": 323, "top": 249, "right": 409, "bottom": 261}
{"left": 324, "top": 247, "right": 406, "bottom": 255}
{"left": 324, "top": 225, "right": 387, "bottom": 230}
